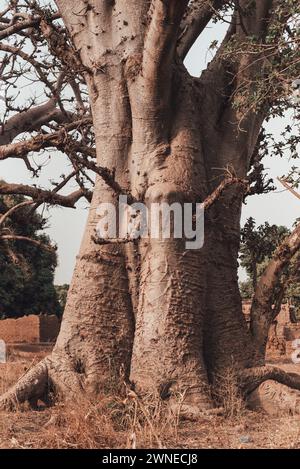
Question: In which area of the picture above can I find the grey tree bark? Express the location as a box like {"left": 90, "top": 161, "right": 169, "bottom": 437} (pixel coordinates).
{"left": 1, "top": 0, "right": 300, "bottom": 415}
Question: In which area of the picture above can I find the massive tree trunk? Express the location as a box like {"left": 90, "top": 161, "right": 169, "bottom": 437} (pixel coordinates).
{"left": 1, "top": 0, "right": 300, "bottom": 414}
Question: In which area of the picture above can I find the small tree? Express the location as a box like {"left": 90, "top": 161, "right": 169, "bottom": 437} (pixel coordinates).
{"left": 0, "top": 192, "right": 60, "bottom": 318}
{"left": 240, "top": 218, "right": 289, "bottom": 290}
{"left": 55, "top": 284, "right": 69, "bottom": 315}
{"left": 240, "top": 218, "right": 300, "bottom": 320}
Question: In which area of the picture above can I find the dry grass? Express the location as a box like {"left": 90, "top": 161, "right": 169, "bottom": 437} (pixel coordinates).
{"left": 212, "top": 366, "right": 246, "bottom": 419}
{"left": 0, "top": 345, "right": 48, "bottom": 396}
{"left": 1, "top": 346, "right": 300, "bottom": 449}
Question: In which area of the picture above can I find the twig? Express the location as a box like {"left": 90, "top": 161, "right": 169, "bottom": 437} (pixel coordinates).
{"left": 277, "top": 177, "right": 300, "bottom": 201}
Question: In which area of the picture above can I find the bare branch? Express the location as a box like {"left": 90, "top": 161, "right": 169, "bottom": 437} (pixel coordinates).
{"left": 69, "top": 153, "right": 136, "bottom": 205}
{"left": 0, "top": 200, "right": 34, "bottom": 229}
{"left": 203, "top": 174, "right": 249, "bottom": 210}
{"left": 0, "top": 234, "right": 55, "bottom": 252}
{"left": 0, "top": 12, "right": 60, "bottom": 40}
{"left": 28, "top": 170, "right": 80, "bottom": 214}
{"left": 0, "top": 41, "right": 55, "bottom": 90}
{"left": 39, "top": 16, "right": 84, "bottom": 72}
{"left": 0, "top": 98, "right": 72, "bottom": 146}
{"left": 0, "top": 117, "right": 94, "bottom": 161}
{"left": 0, "top": 181, "right": 89, "bottom": 208}
{"left": 278, "top": 178, "right": 300, "bottom": 201}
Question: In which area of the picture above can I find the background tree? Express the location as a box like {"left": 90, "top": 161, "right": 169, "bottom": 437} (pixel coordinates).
{"left": 0, "top": 192, "right": 61, "bottom": 318}
{"left": 0, "top": 0, "right": 300, "bottom": 415}
{"left": 239, "top": 278, "right": 254, "bottom": 301}
{"left": 240, "top": 218, "right": 289, "bottom": 290}
{"left": 240, "top": 218, "right": 300, "bottom": 322}
{"left": 54, "top": 284, "right": 69, "bottom": 315}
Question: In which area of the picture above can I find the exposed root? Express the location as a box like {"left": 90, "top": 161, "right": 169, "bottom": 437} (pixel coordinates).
{"left": 0, "top": 354, "right": 84, "bottom": 411}
{"left": 4, "top": 359, "right": 300, "bottom": 418}
{"left": 247, "top": 380, "right": 300, "bottom": 416}
{"left": 240, "top": 366, "right": 300, "bottom": 395}
{"left": 46, "top": 353, "right": 85, "bottom": 399}
{"left": 240, "top": 366, "right": 300, "bottom": 416}
{"left": 0, "top": 359, "right": 49, "bottom": 410}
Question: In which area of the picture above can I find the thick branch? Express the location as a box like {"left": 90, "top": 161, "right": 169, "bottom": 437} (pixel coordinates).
{"left": 39, "top": 16, "right": 83, "bottom": 72}
{"left": 236, "top": 0, "right": 273, "bottom": 39}
{"left": 0, "top": 118, "right": 94, "bottom": 161}
{"left": 0, "top": 200, "right": 34, "bottom": 229}
{"left": 0, "top": 235, "right": 55, "bottom": 252}
{"left": 178, "top": 0, "right": 227, "bottom": 60}
{"left": 0, "top": 12, "right": 60, "bottom": 40}
{"left": 0, "top": 99, "right": 71, "bottom": 146}
{"left": 278, "top": 178, "right": 300, "bottom": 201}
{"left": 0, "top": 182, "right": 89, "bottom": 208}
{"left": 143, "top": 0, "right": 189, "bottom": 80}
{"left": 240, "top": 366, "right": 300, "bottom": 395}
{"left": 203, "top": 175, "right": 249, "bottom": 210}
{"left": 198, "top": 0, "right": 294, "bottom": 171}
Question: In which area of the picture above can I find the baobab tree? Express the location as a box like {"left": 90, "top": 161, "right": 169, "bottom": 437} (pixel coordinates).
{"left": 0, "top": 0, "right": 300, "bottom": 416}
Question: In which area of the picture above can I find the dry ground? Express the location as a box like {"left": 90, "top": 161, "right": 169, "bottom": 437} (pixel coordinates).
{"left": 1, "top": 345, "right": 300, "bottom": 449}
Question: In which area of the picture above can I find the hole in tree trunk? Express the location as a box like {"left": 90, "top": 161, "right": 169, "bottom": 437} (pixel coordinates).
{"left": 74, "top": 359, "right": 85, "bottom": 375}
{"left": 159, "top": 381, "right": 176, "bottom": 400}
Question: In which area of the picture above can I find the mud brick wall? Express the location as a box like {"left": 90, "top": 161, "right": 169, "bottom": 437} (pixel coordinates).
{"left": 0, "top": 315, "right": 60, "bottom": 343}
{"left": 0, "top": 315, "right": 39, "bottom": 343}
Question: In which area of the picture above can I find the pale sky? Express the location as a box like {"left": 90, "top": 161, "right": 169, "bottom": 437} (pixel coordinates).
{"left": 0, "top": 10, "right": 299, "bottom": 285}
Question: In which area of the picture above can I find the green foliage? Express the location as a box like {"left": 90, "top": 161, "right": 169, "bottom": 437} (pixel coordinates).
{"left": 240, "top": 218, "right": 300, "bottom": 315}
{"left": 0, "top": 194, "right": 61, "bottom": 318}
{"left": 240, "top": 217, "right": 289, "bottom": 288}
{"left": 239, "top": 279, "right": 254, "bottom": 300}
{"left": 218, "top": 0, "right": 300, "bottom": 189}
{"left": 55, "top": 284, "right": 69, "bottom": 315}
